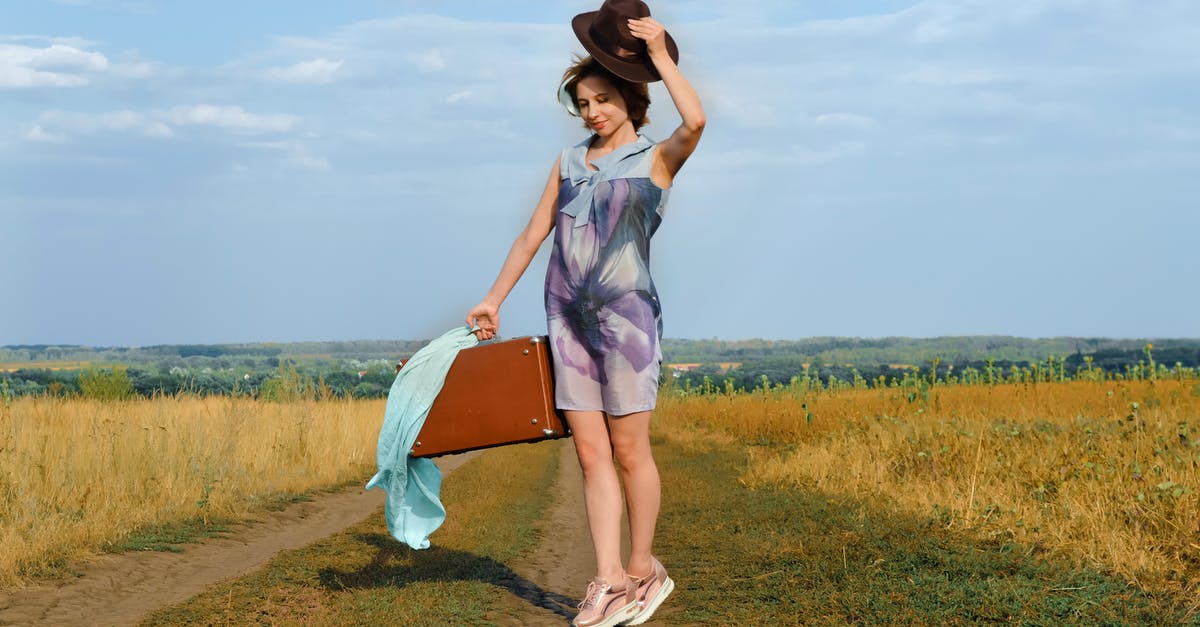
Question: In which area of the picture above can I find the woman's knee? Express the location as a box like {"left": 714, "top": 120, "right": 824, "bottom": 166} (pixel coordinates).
{"left": 608, "top": 410, "right": 652, "bottom": 462}
{"left": 573, "top": 437, "right": 614, "bottom": 474}
{"left": 611, "top": 434, "right": 653, "bottom": 470}
{"left": 565, "top": 410, "right": 612, "bottom": 471}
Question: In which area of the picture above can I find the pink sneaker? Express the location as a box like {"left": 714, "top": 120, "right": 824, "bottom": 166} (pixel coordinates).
{"left": 572, "top": 576, "right": 638, "bottom": 627}
{"left": 626, "top": 557, "right": 674, "bottom": 625}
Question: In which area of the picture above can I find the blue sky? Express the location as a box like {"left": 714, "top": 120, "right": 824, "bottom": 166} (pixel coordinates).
{"left": 2, "top": 0, "right": 1197, "bottom": 346}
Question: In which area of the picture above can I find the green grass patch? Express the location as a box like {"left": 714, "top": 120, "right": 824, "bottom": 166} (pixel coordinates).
{"left": 650, "top": 436, "right": 1197, "bottom": 625}
{"left": 254, "top": 491, "right": 315, "bottom": 512}
{"left": 140, "top": 440, "right": 561, "bottom": 626}
{"left": 104, "top": 489, "right": 328, "bottom": 555}
{"left": 107, "top": 518, "right": 236, "bottom": 553}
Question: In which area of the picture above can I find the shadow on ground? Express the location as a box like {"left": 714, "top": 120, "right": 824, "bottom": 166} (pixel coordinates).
{"left": 317, "top": 532, "right": 578, "bottom": 621}
{"left": 140, "top": 442, "right": 568, "bottom": 626}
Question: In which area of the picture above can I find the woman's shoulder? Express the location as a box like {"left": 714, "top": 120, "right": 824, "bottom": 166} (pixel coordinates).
{"left": 558, "top": 135, "right": 594, "bottom": 179}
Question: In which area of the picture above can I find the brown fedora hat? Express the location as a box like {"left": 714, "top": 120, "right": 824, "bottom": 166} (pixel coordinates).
{"left": 571, "top": 0, "right": 679, "bottom": 83}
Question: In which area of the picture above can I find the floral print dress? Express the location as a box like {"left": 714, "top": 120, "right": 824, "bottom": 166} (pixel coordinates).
{"left": 545, "top": 133, "right": 668, "bottom": 416}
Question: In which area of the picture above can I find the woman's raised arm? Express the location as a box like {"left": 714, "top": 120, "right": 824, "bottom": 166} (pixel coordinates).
{"left": 628, "top": 16, "right": 705, "bottom": 186}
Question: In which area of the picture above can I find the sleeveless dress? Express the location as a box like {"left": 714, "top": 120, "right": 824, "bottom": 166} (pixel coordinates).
{"left": 544, "top": 132, "right": 668, "bottom": 416}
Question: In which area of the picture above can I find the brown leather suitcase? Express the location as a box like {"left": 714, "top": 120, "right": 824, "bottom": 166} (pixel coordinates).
{"left": 408, "top": 335, "right": 571, "bottom": 458}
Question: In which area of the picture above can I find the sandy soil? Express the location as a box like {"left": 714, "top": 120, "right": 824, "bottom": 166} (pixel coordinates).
{"left": 0, "top": 452, "right": 477, "bottom": 627}
{"left": 485, "top": 439, "right": 617, "bottom": 625}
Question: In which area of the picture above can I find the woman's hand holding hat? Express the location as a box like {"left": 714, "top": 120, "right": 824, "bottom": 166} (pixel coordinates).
{"left": 626, "top": 17, "right": 669, "bottom": 59}
{"left": 571, "top": 0, "right": 679, "bottom": 83}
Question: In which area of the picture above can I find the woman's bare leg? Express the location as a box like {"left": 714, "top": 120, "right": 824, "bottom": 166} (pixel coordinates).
{"left": 565, "top": 409, "right": 626, "bottom": 583}
{"left": 608, "top": 409, "right": 659, "bottom": 578}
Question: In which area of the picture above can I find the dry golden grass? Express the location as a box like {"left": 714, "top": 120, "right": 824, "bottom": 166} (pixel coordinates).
{"left": 656, "top": 379, "right": 1200, "bottom": 594}
{"left": 0, "top": 360, "right": 94, "bottom": 372}
{"left": 0, "top": 394, "right": 385, "bottom": 587}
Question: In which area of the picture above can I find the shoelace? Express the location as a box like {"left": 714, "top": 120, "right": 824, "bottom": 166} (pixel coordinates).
{"left": 577, "top": 580, "right": 610, "bottom": 610}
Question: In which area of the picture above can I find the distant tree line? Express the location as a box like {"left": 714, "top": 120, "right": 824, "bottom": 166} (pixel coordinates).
{"left": 0, "top": 360, "right": 400, "bottom": 400}
{"left": 659, "top": 336, "right": 1199, "bottom": 368}
{"left": 669, "top": 344, "right": 1200, "bottom": 392}
{"left": 0, "top": 338, "right": 428, "bottom": 366}
{"left": 3, "top": 336, "right": 1198, "bottom": 400}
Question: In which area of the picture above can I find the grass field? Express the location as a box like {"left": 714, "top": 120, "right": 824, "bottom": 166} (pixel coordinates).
{"left": 652, "top": 434, "right": 1191, "bottom": 624}
{"left": 656, "top": 378, "right": 1200, "bottom": 607}
{"left": 0, "top": 394, "right": 385, "bottom": 586}
{"left": 141, "top": 435, "right": 1192, "bottom": 624}
{"left": 0, "top": 360, "right": 97, "bottom": 372}
{"left": 6, "top": 377, "right": 1200, "bottom": 622}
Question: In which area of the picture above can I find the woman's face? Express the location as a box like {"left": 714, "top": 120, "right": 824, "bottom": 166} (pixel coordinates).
{"left": 574, "top": 75, "right": 630, "bottom": 137}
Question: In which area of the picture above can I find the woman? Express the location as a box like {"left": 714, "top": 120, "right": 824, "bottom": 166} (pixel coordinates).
{"left": 466, "top": 3, "right": 703, "bottom": 625}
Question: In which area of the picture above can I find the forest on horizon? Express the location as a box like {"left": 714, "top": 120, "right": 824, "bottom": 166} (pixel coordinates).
{"left": 3, "top": 335, "right": 1198, "bottom": 400}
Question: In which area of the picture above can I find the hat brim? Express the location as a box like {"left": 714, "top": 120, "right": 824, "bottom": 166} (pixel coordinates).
{"left": 571, "top": 11, "right": 679, "bottom": 83}
{"left": 558, "top": 80, "right": 580, "bottom": 115}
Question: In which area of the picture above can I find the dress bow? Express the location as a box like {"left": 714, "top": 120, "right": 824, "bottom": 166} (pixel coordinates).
{"left": 559, "top": 168, "right": 604, "bottom": 228}
{"left": 557, "top": 135, "right": 654, "bottom": 229}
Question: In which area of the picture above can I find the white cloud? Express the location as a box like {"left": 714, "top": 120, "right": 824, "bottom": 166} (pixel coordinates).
{"left": 166, "top": 105, "right": 300, "bottom": 132}
{"left": 445, "top": 89, "right": 472, "bottom": 104}
{"left": 285, "top": 151, "right": 331, "bottom": 171}
{"left": 0, "top": 35, "right": 100, "bottom": 48}
{"left": 23, "top": 104, "right": 299, "bottom": 141}
{"left": 0, "top": 42, "right": 108, "bottom": 88}
{"left": 25, "top": 124, "right": 67, "bottom": 142}
{"left": 266, "top": 58, "right": 344, "bottom": 84}
{"left": 239, "top": 139, "right": 331, "bottom": 171}
{"left": 407, "top": 49, "right": 446, "bottom": 73}
{"left": 0, "top": 66, "right": 85, "bottom": 88}
{"left": 24, "top": 43, "right": 108, "bottom": 71}
{"left": 28, "top": 109, "right": 172, "bottom": 138}
{"left": 813, "top": 113, "right": 877, "bottom": 130}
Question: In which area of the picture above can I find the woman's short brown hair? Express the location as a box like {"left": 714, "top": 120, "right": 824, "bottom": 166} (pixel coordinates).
{"left": 560, "top": 56, "right": 651, "bottom": 130}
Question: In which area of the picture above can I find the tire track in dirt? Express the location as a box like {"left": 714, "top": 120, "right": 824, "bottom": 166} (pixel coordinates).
{"left": 492, "top": 439, "right": 630, "bottom": 625}
{"left": 0, "top": 452, "right": 478, "bottom": 627}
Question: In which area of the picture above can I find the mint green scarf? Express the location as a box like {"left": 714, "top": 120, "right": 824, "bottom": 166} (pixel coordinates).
{"left": 365, "top": 325, "right": 479, "bottom": 549}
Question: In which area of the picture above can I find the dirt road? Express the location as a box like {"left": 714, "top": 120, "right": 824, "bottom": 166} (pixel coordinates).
{"left": 490, "top": 439, "right": 627, "bottom": 625}
{"left": 0, "top": 453, "right": 478, "bottom": 627}
{"left": 0, "top": 443, "right": 650, "bottom": 626}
